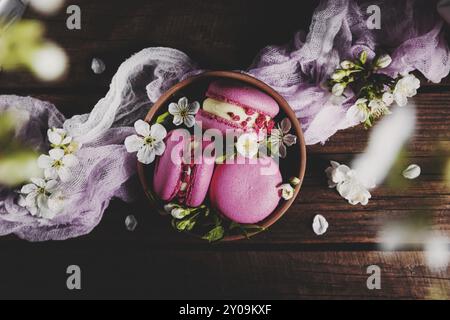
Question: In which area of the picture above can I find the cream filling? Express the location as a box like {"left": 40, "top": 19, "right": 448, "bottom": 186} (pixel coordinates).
{"left": 203, "top": 98, "right": 259, "bottom": 128}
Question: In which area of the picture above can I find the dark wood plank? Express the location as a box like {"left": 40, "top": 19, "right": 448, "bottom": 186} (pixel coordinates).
{"left": 0, "top": 0, "right": 318, "bottom": 90}
{"left": 0, "top": 245, "right": 448, "bottom": 299}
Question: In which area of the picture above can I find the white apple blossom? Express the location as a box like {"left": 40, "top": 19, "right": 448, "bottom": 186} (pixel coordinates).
{"left": 18, "top": 178, "right": 62, "bottom": 219}
{"left": 236, "top": 132, "right": 259, "bottom": 159}
{"left": 325, "top": 161, "right": 373, "bottom": 206}
{"left": 168, "top": 97, "right": 200, "bottom": 128}
{"left": 280, "top": 184, "right": 295, "bottom": 200}
{"left": 269, "top": 118, "right": 297, "bottom": 158}
{"left": 125, "top": 120, "right": 167, "bottom": 164}
{"left": 47, "top": 128, "right": 81, "bottom": 154}
{"left": 346, "top": 98, "right": 368, "bottom": 123}
{"left": 38, "top": 148, "right": 78, "bottom": 182}
{"left": 393, "top": 73, "right": 420, "bottom": 107}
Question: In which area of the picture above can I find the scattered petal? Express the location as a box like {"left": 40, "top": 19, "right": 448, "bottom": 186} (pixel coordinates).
{"left": 402, "top": 164, "right": 421, "bottom": 180}
{"left": 125, "top": 215, "right": 138, "bottom": 231}
{"left": 313, "top": 214, "right": 329, "bottom": 235}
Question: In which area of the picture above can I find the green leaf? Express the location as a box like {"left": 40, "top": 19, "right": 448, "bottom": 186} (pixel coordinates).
{"left": 156, "top": 112, "right": 170, "bottom": 124}
{"left": 202, "top": 225, "right": 225, "bottom": 243}
{"left": 359, "top": 51, "right": 368, "bottom": 65}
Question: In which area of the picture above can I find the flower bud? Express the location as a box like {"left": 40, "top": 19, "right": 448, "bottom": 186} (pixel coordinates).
{"left": 332, "top": 83, "right": 345, "bottom": 96}
{"left": 375, "top": 54, "right": 392, "bottom": 69}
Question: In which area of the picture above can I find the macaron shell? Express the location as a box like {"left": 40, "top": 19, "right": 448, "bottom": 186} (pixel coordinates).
{"left": 152, "top": 130, "right": 185, "bottom": 201}
{"left": 185, "top": 157, "right": 215, "bottom": 207}
{"left": 209, "top": 156, "right": 282, "bottom": 224}
{"left": 206, "top": 80, "right": 280, "bottom": 117}
{"left": 153, "top": 129, "right": 215, "bottom": 207}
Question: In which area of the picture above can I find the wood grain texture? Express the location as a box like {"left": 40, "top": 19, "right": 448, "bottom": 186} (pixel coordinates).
{"left": 0, "top": 245, "right": 448, "bottom": 299}
{"left": 0, "top": 0, "right": 449, "bottom": 299}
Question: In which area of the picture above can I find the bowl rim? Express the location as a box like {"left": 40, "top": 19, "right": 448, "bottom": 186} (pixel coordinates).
{"left": 137, "top": 70, "right": 307, "bottom": 241}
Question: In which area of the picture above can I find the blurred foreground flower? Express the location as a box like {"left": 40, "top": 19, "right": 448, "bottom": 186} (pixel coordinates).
{"left": 0, "top": 111, "right": 40, "bottom": 186}
{"left": 29, "top": 0, "right": 66, "bottom": 15}
{"left": 0, "top": 20, "right": 68, "bottom": 81}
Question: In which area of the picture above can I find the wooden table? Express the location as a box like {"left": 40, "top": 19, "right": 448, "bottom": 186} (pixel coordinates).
{"left": 0, "top": 0, "right": 449, "bottom": 299}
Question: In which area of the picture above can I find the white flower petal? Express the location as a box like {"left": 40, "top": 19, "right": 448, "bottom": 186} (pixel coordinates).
{"left": 178, "top": 97, "right": 189, "bottom": 109}
{"left": 402, "top": 164, "right": 421, "bottom": 180}
{"left": 44, "top": 168, "right": 58, "bottom": 180}
{"left": 184, "top": 115, "right": 196, "bottom": 128}
{"left": 30, "top": 177, "right": 46, "bottom": 188}
{"left": 61, "top": 136, "right": 72, "bottom": 145}
{"left": 45, "top": 179, "right": 58, "bottom": 192}
{"left": 150, "top": 123, "right": 167, "bottom": 141}
{"left": 153, "top": 141, "right": 166, "bottom": 156}
{"left": 313, "top": 214, "right": 329, "bottom": 235}
{"left": 37, "top": 154, "right": 52, "bottom": 169}
{"left": 187, "top": 101, "right": 200, "bottom": 115}
{"left": 57, "top": 166, "right": 72, "bottom": 182}
{"left": 49, "top": 148, "right": 65, "bottom": 160}
{"left": 134, "top": 119, "right": 151, "bottom": 137}
{"left": 21, "top": 183, "right": 38, "bottom": 194}
{"left": 168, "top": 102, "right": 181, "bottom": 115}
{"left": 172, "top": 115, "right": 184, "bottom": 126}
{"left": 124, "top": 135, "right": 144, "bottom": 153}
{"left": 47, "top": 129, "right": 63, "bottom": 145}
{"left": 62, "top": 154, "right": 78, "bottom": 168}
{"left": 48, "top": 192, "right": 64, "bottom": 215}
{"left": 137, "top": 145, "right": 156, "bottom": 164}
{"left": 25, "top": 192, "right": 38, "bottom": 208}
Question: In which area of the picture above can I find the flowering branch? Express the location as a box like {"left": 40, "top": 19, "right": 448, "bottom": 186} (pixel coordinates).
{"left": 329, "top": 52, "right": 420, "bottom": 127}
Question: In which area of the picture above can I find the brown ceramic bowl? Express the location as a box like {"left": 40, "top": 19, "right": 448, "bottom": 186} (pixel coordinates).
{"left": 137, "top": 71, "right": 306, "bottom": 241}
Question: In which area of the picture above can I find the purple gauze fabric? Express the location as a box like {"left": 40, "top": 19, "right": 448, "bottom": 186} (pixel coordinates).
{"left": 0, "top": 0, "right": 449, "bottom": 241}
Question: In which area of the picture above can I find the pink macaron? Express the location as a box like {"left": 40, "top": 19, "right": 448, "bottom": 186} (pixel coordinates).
{"left": 196, "top": 80, "right": 279, "bottom": 133}
{"left": 209, "top": 155, "right": 282, "bottom": 224}
{"left": 153, "top": 129, "right": 215, "bottom": 207}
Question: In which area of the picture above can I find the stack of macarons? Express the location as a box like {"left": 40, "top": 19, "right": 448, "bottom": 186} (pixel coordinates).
{"left": 153, "top": 80, "right": 285, "bottom": 224}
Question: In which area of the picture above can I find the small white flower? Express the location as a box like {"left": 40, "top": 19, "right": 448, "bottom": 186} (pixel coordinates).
{"left": 125, "top": 120, "right": 167, "bottom": 164}
{"left": 47, "top": 128, "right": 81, "bottom": 154}
{"left": 38, "top": 148, "right": 78, "bottom": 182}
{"left": 168, "top": 97, "right": 200, "bottom": 128}
{"left": 19, "top": 178, "right": 62, "bottom": 219}
{"left": 375, "top": 54, "right": 392, "bottom": 69}
{"left": 382, "top": 92, "right": 394, "bottom": 106}
{"left": 402, "top": 164, "right": 421, "bottom": 180}
{"left": 325, "top": 161, "right": 373, "bottom": 206}
{"left": 332, "top": 83, "right": 345, "bottom": 96}
{"left": 346, "top": 98, "right": 368, "bottom": 123}
{"left": 269, "top": 118, "right": 297, "bottom": 158}
{"left": 393, "top": 73, "right": 420, "bottom": 107}
{"left": 280, "top": 183, "right": 295, "bottom": 200}
{"left": 236, "top": 132, "right": 259, "bottom": 158}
